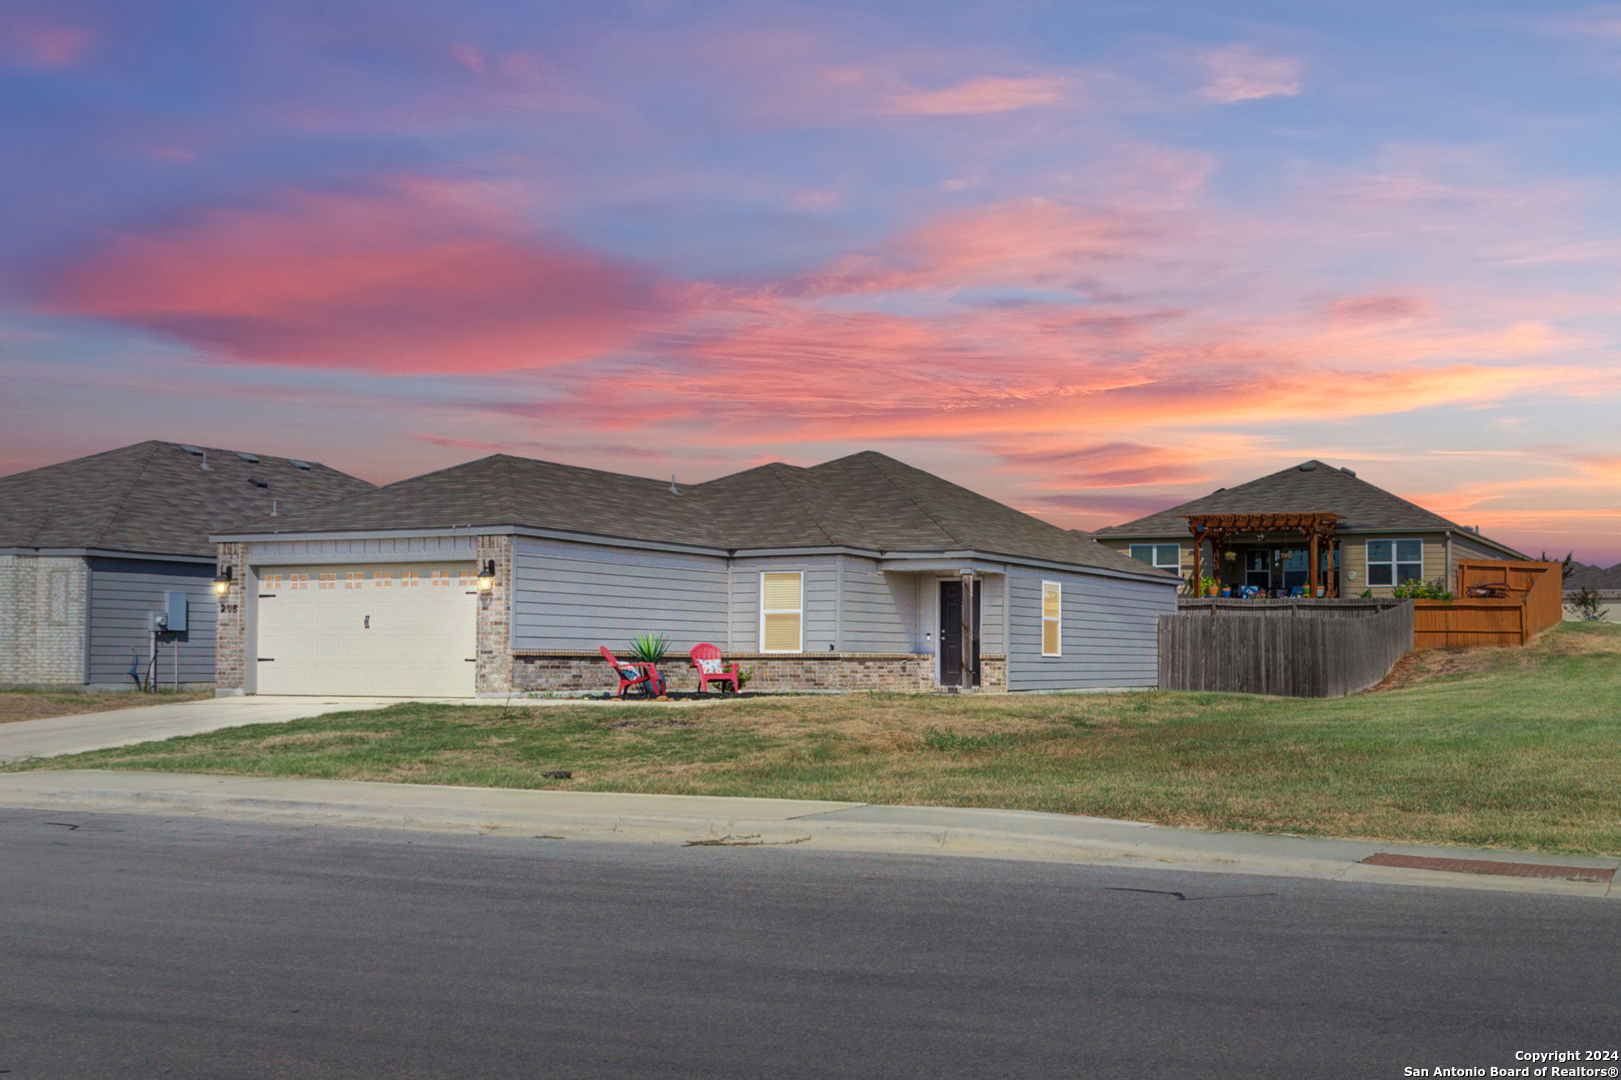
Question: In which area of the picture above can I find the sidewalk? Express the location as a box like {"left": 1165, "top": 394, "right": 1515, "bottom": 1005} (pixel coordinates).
{"left": 0, "top": 770, "right": 1614, "bottom": 899}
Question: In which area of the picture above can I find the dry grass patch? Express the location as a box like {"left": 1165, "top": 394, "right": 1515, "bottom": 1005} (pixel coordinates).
{"left": 0, "top": 689, "right": 211, "bottom": 725}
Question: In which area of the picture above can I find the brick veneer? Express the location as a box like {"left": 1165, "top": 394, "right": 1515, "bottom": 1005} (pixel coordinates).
{"left": 0, "top": 554, "right": 87, "bottom": 686}
{"left": 212, "top": 542, "right": 248, "bottom": 695}
{"left": 475, "top": 535, "right": 514, "bottom": 694}
{"left": 509, "top": 650, "right": 1012, "bottom": 694}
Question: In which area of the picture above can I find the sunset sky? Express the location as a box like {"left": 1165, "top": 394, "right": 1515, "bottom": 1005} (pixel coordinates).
{"left": 3, "top": 0, "right": 1620, "bottom": 563}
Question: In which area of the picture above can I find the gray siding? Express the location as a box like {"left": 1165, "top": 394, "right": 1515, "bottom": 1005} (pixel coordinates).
{"left": 729, "top": 556, "right": 838, "bottom": 652}
{"left": 87, "top": 558, "right": 217, "bottom": 687}
{"left": 511, "top": 538, "right": 729, "bottom": 652}
{"left": 249, "top": 534, "right": 475, "bottom": 563}
{"left": 1006, "top": 569, "right": 1176, "bottom": 691}
{"left": 840, "top": 556, "right": 918, "bottom": 652}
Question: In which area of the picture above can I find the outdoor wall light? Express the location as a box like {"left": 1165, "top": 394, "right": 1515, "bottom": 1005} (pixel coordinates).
{"left": 213, "top": 567, "right": 233, "bottom": 596}
{"left": 476, "top": 560, "right": 496, "bottom": 593}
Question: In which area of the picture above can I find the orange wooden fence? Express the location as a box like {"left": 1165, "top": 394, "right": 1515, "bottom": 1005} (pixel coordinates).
{"left": 1412, "top": 560, "right": 1563, "bottom": 648}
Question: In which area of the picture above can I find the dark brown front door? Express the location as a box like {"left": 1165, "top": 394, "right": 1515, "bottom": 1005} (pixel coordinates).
{"left": 938, "top": 580, "right": 981, "bottom": 687}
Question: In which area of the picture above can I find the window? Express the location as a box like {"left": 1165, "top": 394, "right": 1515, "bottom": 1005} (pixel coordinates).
{"left": 289, "top": 573, "right": 308, "bottom": 590}
{"left": 400, "top": 571, "right": 419, "bottom": 587}
{"left": 1367, "top": 539, "right": 1423, "bottom": 587}
{"left": 263, "top": 573, "right": 283, "bottom": 591}
{"left": 1129, "top": 544, "right": 1181, "bottom": 569}
{"left": 459, "top": 567, "right": 475, "bottom": 588}
{"left": 430, "top": 570, "right": 452, "bottom": 587}
{"left": 372, "top": 571, "right": 391, "bottom": 587}
{"left": 317, "top": 573, "right": 337, "bottom": 589}
{"left": 760, "top": 572, "right": 803, "bottom": 653}
{"left": 344, "top": 572, "right": 363, "bottom": 589}
{"left": 1041, "top": 581, "right": 1062, "bottom": 657}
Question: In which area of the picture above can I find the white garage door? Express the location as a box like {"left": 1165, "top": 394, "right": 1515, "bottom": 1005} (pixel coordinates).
{"left": 255, "top": 564, "right": 478, "bottom": 696}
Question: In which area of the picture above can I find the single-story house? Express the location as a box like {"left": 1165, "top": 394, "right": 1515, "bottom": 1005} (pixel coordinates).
{"left": 1093, "top": 460, "right": 1526, "bottom": 597}
{"left": 0, "top": 441, "right": 372, "bottom": 689}
{"left": 211, "top": 451, "right": 1179, "bottom": 697}
{"left": 1563, "top": 562, "right": 1621, "bottom": 622}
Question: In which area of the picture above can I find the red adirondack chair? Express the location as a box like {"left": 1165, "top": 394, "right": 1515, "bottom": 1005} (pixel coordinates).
{"left": 600, "top": 645, "right": 659, "bottom": 698}
{"left": 689, "top": 643, "right": 740, "bottom": 694}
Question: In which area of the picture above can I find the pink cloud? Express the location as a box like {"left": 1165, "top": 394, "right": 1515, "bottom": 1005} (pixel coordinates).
{"left": 0, "top": 17, "right": 97, "bottom": 67}
{"left": 38, "top": 180, "right": 671, "bottom": 374}
{"left": 1198, "top": 45, "right": 1302, "bottom": 104}
{"left": 888, "top": 75, "right": 1070, "bottom": 115}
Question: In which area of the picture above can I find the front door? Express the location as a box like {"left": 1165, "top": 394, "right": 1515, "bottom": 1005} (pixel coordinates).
{"left": 938, "top": 580, "right": 981, "bottom": 688}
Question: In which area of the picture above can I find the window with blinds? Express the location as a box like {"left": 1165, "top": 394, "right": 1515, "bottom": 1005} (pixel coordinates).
{"left": 761, "top": 572, "right": 803, "bottom": 653}
{"left": 1041, "top": 581, "right": 1062, "bottom": 657}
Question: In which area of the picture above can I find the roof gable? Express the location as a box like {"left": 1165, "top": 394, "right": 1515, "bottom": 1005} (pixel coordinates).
{"left": 1096, "top": 460, "right": 1482, "bottom": 538}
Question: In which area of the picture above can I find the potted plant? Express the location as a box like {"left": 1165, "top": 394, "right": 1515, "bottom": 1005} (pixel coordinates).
{"left": 627, "top": 633, "right": 671, "bottom": 694}
{"left": 1199, "top": 575, "right": 1218, "bottom": 597}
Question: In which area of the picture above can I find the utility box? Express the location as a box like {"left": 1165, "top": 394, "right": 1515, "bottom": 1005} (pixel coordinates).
{"left": 164, "top": 591, "right": 188, "bottom": 633}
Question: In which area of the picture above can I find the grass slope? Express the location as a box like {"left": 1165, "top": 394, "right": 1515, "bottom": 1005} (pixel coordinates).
{"left": 7, "top": 623, "right": 1619, "bottom": 855}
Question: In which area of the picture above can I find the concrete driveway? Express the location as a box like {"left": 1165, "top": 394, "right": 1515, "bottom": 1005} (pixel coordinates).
{"left": 0, "top": 696, "right": 431, "bottom": 763}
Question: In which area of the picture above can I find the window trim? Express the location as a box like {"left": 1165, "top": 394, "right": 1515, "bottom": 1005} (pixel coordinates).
{"left": 1129, "top": 543, "right": 1181, "bottom": 570}
{"left": 1041, "top": 580, "right": 1062, "bottom": 658}
{"left": 760, "top": 571, "right": 804, "bottom": 654}
{"left": 1365, "top": 538, "right": 1424, "bottom": 588}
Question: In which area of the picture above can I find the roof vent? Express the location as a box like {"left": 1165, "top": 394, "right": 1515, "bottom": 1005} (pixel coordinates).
{"left": 1298, "top": 461, "right": 1318, "bottom": 471}
{"left": 248, "top": 477, "right": 269, "bottom": 488}
{"left": 180, "top": 444, "right": 204, "bottom": 456}
{"left": 288, "top": 459, "right": 312, "bottom": 471}
{"left": 1213, "top": 487, "right": 1226, "bottom": 493}
{"left": 236, "top": 452, "right": 260, "bottom": 463}
{"left": 1341, "top": 467, "right": 1356, "bottom": 478}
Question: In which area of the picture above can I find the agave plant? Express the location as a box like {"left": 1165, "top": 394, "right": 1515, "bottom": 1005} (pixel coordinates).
{"left": 627, "top": 632, "right": 671, "bottom": 664}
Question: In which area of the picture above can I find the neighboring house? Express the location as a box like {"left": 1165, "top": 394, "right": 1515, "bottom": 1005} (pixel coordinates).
{"left": 0, "top": 441, "right": 373, "bottom": 689}
{"left": 1563, "top": 562, "right": 1621, "bottom": 622}
{"left": 1092, "top": 461, "right": 1526, "bottom": 598}
{"left": 212, "top": 451, "right": 1178, "bottom": 698}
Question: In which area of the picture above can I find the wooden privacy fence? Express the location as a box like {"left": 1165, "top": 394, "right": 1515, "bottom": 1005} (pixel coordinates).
{"left": 1160, "top": 599, "right": 1414, "bottom": 698}
{"left": 1412, "top": 560, "right": 1564, "bottom": 648}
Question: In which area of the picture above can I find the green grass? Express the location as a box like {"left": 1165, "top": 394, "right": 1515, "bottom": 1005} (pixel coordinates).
{"left": 7, "top": 622, "right": 1621, "bottom": 855}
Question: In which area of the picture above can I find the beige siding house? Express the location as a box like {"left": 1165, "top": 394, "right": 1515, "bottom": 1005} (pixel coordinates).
{"left": 1092, "top": 461, "right": 1525, "bottom": 598}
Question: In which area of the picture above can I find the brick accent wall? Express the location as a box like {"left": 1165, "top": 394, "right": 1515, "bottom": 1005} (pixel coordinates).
{"left": 979, "top": 654, "right": 1008, "bottom": 693}
{"left": 212, "top": 543, "right": 248, "bottom": 696}
{"left": 475, "top": 535, "right": 514, "bottom": 694}
{"left": 0, "top": 554, "right": 88, "bottom": 686}
{"left": 511, "top": 651, "right": 948, "bottom": 694}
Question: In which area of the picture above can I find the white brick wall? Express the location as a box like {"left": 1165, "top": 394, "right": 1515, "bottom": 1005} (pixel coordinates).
{"left": 0, "top": 554, "right": 88, "bottom": 685}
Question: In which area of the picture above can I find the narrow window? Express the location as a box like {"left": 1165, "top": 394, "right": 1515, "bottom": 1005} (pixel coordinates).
{"left": 760, "top": 572, "right": 803, "bottom": 653}
{"left": 1041, "top": 581, "right": 1062, "bottom": 657}
{"left": 1366, "top": 540, "right": 1424, "bottom": 587}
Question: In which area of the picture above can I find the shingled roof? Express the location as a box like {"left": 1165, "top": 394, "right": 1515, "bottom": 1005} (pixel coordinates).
{"left": 1094, "top": 460, "right": 1524, "bottom": 555}
{"left": 1566, "top": 561, "right": 1621, "bottom": 592}
{"left": 221, "top": 450, "right": 1158, "bottom": 577}
{"left": 0, "top": 441, "right": 373, "bottom": 560}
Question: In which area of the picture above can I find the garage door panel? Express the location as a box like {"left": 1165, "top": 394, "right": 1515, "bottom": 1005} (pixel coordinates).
{"left": 256, "top": 563, "right": 477, "bottom": 696}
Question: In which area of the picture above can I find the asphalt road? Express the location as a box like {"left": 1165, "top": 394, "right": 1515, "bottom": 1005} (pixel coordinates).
{"left": 2, "top": 810, "right": 1617, "bottom": 1079}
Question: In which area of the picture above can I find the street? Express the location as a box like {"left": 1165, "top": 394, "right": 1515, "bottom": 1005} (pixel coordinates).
{"left": 2, "top": 809, "right": 1616, "bottom": 1079}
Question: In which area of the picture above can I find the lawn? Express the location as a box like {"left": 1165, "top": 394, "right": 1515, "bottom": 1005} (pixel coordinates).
{"left": 0, "top": 688, "right": 212, "bottom": 725}
{"left": 7, "top": 623, "right": 1620, "bottom": 855}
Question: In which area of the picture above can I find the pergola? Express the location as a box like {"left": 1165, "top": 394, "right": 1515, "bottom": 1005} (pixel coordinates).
{"left": 1185, "top": 512, "right": 1343, "bottom": 597}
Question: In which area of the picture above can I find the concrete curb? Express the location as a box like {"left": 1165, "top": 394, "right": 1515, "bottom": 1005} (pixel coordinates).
{"left": 0, "top": 771, "right": 1615, "bottom": 900}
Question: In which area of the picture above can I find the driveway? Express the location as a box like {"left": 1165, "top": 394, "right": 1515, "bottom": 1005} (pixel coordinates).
{"left": 0, "top": 696, "right": 426, "bottom": 762}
